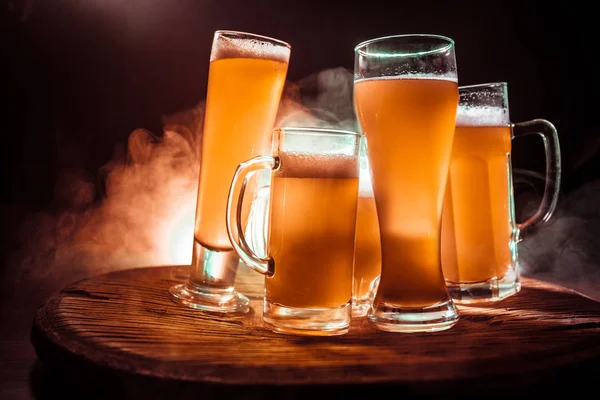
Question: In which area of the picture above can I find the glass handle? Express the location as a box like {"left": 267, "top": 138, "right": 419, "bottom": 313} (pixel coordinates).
{"left": 513, "top": 119, "right": 562, "bottom": 240}
{"left": 245, "top": 184, "right": 271, "bottom": 260}
{"left": 226, "top": 156, "right": 277, "bottom": 276}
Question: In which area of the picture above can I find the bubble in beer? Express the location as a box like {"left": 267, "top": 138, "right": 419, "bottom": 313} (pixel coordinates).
{"left": 211, "top": 33, "right": 291, "bottom": 63}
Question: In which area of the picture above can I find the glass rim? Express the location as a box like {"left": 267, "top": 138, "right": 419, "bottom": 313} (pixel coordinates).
{"left": 214, "top": 30, "right": 291, "bottom": 49}
{"left": 354, "top": 34, "right": 454, "bottom": 57}
{"left": 275, "top": 126, "right": 362, "bottom": 138}
{"left": 459, "top": 82, "right": 508, "bottom": 90}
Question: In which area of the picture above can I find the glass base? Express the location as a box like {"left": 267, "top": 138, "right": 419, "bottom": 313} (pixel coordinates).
{"left": 263, "top": 301, "right": 351, "bottom": 336}
{"left": 352, "top": 298, "right": 371, "bottom": 317}
{"left": 446, "top": 269, "right": 521, "bottom": 304}
{"left": 168, "top": 242, "right": 250, "bottom": 314}
{"left": 352, "top": 275, "right": 380, "bottom": 317}
{"left": 367, "top": 298, "right": 459, "bottom": 333}
{"left": 169, "top": 283, "right": 250, "bottom": 314}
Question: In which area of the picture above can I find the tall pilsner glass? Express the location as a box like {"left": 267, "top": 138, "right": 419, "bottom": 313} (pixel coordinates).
{"left": 169, "top": 30, "right": 291, "bottom": 313}
{"left": 353, "top": 34, "right": 460, "bottom": 332}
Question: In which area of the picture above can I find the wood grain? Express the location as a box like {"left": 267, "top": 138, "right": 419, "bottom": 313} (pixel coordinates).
{"left": 30, "top": 264, "right": 600, "bottom": 398}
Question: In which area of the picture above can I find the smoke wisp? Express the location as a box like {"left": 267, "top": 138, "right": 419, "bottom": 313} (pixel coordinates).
{"left": 9, "top": 68, "right": 357, "bottom": 290}
{"left": 518, "top": 179, "right": 600, "bottom": 301}
{"left": 12, "top": 124, "right": 202, "bottom": 290}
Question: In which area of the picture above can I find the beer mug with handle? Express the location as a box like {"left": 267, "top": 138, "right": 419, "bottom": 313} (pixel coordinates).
{"left": 441, "top": 82, "right": 561, "bottom": 303}
{"left": 354, "top": 34, "right": 460, "bottom": 333}
{"left": 227, "top": 127, "right": 361, "bottom": 336}
{"left": 169, "top": 30, "right": 290, "bottom": 314}
{"left": 245, "top": 135, "right": 383, "bottom": 318}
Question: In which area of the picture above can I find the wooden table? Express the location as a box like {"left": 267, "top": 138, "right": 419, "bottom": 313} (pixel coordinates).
{"left": 30, "top": 264, "right": 600, "bottom": 399}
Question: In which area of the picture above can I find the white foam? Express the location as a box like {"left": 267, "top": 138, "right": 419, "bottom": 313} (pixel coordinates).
{"left": 211, "top": 34, "right": 291, "bottom": 63}
{"left": 355, "top": 74, "right": 458, "bottom": 84}
{"left": 456, "top": 105, "right": 509, "bottom": 126}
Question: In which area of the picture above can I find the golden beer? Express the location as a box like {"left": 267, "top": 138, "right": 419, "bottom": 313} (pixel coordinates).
{"left": 439, "top": 82, "right": 560, "bottom": 304}
{"left": 441, "top": 119, "right": 514, "bottom": 284}
{"left": 226, "top": 127, "right": 361, "bottom": 335}
{"left": 169, "top": 31, "right": 290, "bottom": 314}
{"left": 354, "top": 76, "right": 459, "bottom": 307}
{"left": 197, "top": 56, "right": 289, "bottom": 250}
{"left": 266, "top": 153, "right": 359, "bottom": 309}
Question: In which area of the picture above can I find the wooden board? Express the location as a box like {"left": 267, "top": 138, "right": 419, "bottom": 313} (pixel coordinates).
{"left": 30, "top": 264, "right": 600, "bottom": 399}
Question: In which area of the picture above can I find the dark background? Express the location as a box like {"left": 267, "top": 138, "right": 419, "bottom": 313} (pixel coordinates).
{"left": 2, "top": 0, "right": 598, "bottom": 217}
{"left": 1, "top": 1, "right": 599, "bottom": 398}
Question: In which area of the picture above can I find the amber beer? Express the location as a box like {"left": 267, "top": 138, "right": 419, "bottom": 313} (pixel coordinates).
{"left": 266, "top": 153, "right": 359, "bottom": 309}
{"left": 196, "top": 46, "right": 289, "bottom": 250}
{"left": 441, "top": 109, "right": 515, "bottom": 284}
{"left": 227, "top": 127, "right": 361, "bottom": 335}
{"left": 353, "top": 76, "right": 459, "bottom": 307}
{"left": 169, "top": 31, "right": 291, "bottom": 314}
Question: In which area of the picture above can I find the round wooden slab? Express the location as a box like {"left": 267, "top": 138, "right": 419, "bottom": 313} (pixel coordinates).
{"left": 31, "top": 265, "right": 600, "bottom": 398}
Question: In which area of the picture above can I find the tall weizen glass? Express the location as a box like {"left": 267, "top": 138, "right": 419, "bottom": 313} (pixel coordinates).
{"left": 441, "top": 82, "right": 561, "bottom": 303}
{"left": 169, "top": 30, "right": 290, "bottom": 313}
{"left": 353, "top": 34, "right": 460, "bottom": 332}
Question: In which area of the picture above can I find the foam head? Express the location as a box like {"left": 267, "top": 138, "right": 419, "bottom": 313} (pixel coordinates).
{"left": 211, "top": 31, "right": 291, "bottom": 63}
{"left": 456, "top": 105, "right": 509, "bottom": 127}
{"left": 355, "top": 74, "right": 458, "bottom": 84}
{"left": 276, "top": 152, "right": 359, "bottom": 180}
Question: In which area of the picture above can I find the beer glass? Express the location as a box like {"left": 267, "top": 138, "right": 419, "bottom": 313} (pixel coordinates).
{"left": 169, "top": 30, "right": 291, "bottom": 313}
{"left": 352, "top": 136, "right": 382, "bottom": 317}
{"left": 226, "top": 127, "right": 361, "bottom": 336}
{"left": 353, "top": 34, "right": 460, "bottom": 332}
{"left": 243, "top": 135, "right": 381, "bottom": 318}
{"left": 441, "top": 82, "right": 561, "bottom": 303}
